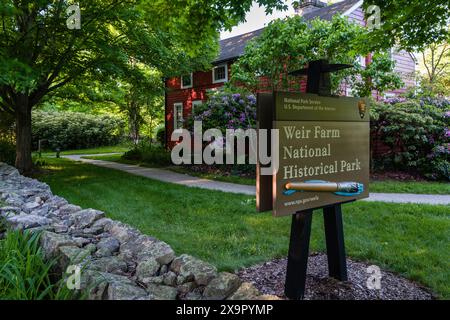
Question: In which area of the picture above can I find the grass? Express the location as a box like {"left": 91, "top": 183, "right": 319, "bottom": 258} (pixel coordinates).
{"left": 84, "top": 154, "right": 450, "bottom": 195}
{"left": 34, "top": 144, "right": 131, "bottom": 158}
{"left": 36, "top": 157, "right": 450, "bottom": 299}
{"left": 370, "top": 180, "right": 450, "bottom": 195}
{"left": 0, "top": 230, "right": 81, "bottom": 300}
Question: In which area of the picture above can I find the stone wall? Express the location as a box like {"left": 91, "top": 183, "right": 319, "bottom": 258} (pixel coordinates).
{"left": 0, "top": 163, "right": 273, "bottom": 300}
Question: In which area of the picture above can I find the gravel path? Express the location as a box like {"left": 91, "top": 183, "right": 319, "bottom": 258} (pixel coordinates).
{"left": 63, "top": 154, "right": 450, "bottom": 205}
{"left": 237, "top": 254, "right": 435, "bottom": 300}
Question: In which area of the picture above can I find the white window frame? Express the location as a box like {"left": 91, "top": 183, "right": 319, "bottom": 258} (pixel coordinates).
{"left": 181, "top": 73, "right": 193, "bottom": 89}
{"left": 174, "top": 103, "right": 183, "bottom": 130}
{"left": 212, "top": 64, "right": 228, "bottom": 84}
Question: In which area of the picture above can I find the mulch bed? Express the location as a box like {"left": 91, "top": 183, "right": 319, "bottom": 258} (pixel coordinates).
{"left": 181, "top": 164, "right": 255, "bottom": 179}
{"left": 181, "top": 165, "right": 430, "bottom": 183}
{"left": 370, "top": 171, "right": 427, "bottom": 182}
{"left": 237, "top": 253, "right": 435, "bottom": 300}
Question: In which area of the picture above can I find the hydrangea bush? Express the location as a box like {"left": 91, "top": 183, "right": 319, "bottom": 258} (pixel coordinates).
{"left": 186, "top": 89, "right": 257, "bottom": 132}
{"left": 372, "top": 97, "right": 450, "bottom": 180}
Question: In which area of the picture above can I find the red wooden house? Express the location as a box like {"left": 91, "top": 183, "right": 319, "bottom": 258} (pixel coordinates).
{"left": 164, "top": 0, "right": 417, "bottom": 147}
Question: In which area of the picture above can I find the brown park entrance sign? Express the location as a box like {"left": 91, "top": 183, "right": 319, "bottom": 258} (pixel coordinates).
{"left": 257, "top": 92, "right": 370, "bottom": 216}
{"left": 273, "top": 92, "right": 370, "bottom": 216}
{"left": 256, "top": 73, "right": 370, "bottom": 299}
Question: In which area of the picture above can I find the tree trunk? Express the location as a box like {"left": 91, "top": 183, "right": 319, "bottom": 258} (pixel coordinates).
{"left": 15, "top": 96, "right": 33, "bottom": 175}
{"left": 129, "top": 101, "right": 140, "bottom": 145}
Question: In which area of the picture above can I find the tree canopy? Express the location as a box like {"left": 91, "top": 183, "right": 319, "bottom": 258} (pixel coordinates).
{"left": 363, "top": 0, "right": 450, "bottom": 51}
{"left": 231, "top": 15, "right": 403, "bottom": 97}
{"left": 0, "top": 0, "right": 287, "bottom": 173}
{"left": 418, "top": 42, "right": 450, "bottom": 97}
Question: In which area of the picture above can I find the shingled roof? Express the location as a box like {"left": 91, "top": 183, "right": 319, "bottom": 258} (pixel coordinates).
{"left": 215, "top": 0, "right": 362, "bottom": 64}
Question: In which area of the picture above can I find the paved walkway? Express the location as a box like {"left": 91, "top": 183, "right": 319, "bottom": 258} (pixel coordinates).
{"left": 63, "top": 154, "right": 450, "bottom": 205}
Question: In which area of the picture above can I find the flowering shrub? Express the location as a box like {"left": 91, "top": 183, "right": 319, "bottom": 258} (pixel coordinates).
{"left": 186, "top": 90, "right": 257, "bottom": 132}
{"left": 372, "top": 98, "right": 450, "bottom": 180}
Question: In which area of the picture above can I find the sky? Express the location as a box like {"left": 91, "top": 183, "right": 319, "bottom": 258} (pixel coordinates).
{"left": 220, "top": 1, "right": 344, "bottom": 40}
{"left": 220, "top": 3, "right": 296, "bottom": 39}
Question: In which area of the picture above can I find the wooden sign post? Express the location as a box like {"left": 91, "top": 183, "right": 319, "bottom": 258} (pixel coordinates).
{"left": 257, "top": 59, "right": 370, "bottom": 300}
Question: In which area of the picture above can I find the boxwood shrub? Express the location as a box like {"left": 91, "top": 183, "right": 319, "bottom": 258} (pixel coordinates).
{"left": 32, "top": 111, "right": 124, "bottom": 151}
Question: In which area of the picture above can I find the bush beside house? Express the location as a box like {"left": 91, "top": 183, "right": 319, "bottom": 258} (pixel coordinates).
{"left": 186, "top": 90, "right": 257, "bottom": 132}
{"left": 371, "top": 98, "right": 450, "bottom": 180}
{"left": 182, "top": 91, "right": 450, "bottom": 181}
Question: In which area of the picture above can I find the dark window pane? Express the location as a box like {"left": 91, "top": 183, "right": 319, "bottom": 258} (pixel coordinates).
{"left": 215, "top": 66, "right": 226, "bottom": 81}
{"left": 182, "top": 74, "right": 192, "bottom": 87}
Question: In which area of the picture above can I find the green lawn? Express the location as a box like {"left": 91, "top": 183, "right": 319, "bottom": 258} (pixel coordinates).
{"left": 370, "top": 180, "right": 450, "bottom": 195}
{"left": 36, "top": 158, "right": 450, "bottom": 298}
{"left": 84, "top": 154, "right": 450, "bottom": 195}
{"left": 35, "top": 145, "right": 130, "bottom": 158}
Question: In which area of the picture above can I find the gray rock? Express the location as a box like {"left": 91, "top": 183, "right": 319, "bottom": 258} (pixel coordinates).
{"left": 35, "top": 196, "right": 44, "bottom": 204}
{"left": 81, "top": 225, "right": 104, "bottom": 236}
{"left": 227, "top": 282, "right": 260, "bottom": 300}
{"left": 0, "top": 206, "right": 21, "bottom": 217}
{"left": 185, "top": 291, "right": 204, "bottom": 300}
{"left": 31, "top": 205, "right": 49, "bottom": 217}
{"left": 108, "top": 282, "right": 148, "bottom": 300}
{"left": 85, "top": 244, "right": 98, "bottom": 254}
{"left": 107, "top": 223, "right": 139, "bottom": 243}
{"left": 88, "top": 281, "right": 109, "bottom": 300}
{"left": 95, "top": 237, "right": 120, "bottom": 257}
{"left": 203, "top": 272, "right": 241, "bottom": 300}
{"left": 24, "top": 201, "right": 41, "bottom": 212}
{"left": 135, "top": 236, "right": 175, "bottom": 265}
{"left": 160, "top": 265, "right": 168, "bottom": 274}
{"left": 40, "top": 231, "right": 78, "bottom": 259}
{"left": 119, "top": 234, "right": 175, "bottom": 265}
{"left": 70, "top": 209, "right": 105, "bottom": 229}
{"left": 48, "top": 196, "right": 69, "bottom": 209}
{"left": 0, "top": 163, "right": 259, "bottom": 302}
{"left": 58, "top": 246, "right": 91, "bottom": 271}
{"left": 177, "top": 275, "right": 187, "bottom": 285}
{"left": 72, "top": 237, "right": 91, "bottom": 247}
{"left": 80, "top": 270, "right": 109, "bottom": 299}
{"left": 162, "top": 271, "right": 177, "bottom": 286}
{"left": 171, "top": 254, "right": 218, "bottom": 286}
{"left": 5, "top": 196, "right": 24, "bottom": 207}
{"left": 136, "top": 258, "right": 160, "bottom": 280}
{"left": 140, "top": 276, "right": 164, "bottom": 286}
{"left": 59, "top": 204, "right": 82, "bottom": 216}
{"left": 52, "top": 223, "right": 69, "bottom": 233}
{"left": 178, "top": 281, "right": 197, "bottom": 294}
{"left": 88, "top": 256, "right": 128, "bottom": 274}
{"left": 25, "top": 225, "right": 51, "bottom": 234}
{"left": 0, "top": 164, "right": 19, "bottom": 177}
{"left": 146, "top": 284, "right": 178, "bottom": 300}
{"left": 7, "top": 215, "right": 51, "bottom": 230}
{"left": 91, "top": 217, "right": 114, "bottom": 230}
{"left": 82, "top": 271, "right": 147, "bottom": 300}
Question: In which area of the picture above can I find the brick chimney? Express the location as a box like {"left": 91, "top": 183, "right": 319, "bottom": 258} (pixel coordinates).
{"left": 294, "top": 0, "right": 327, "bottom": 16}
